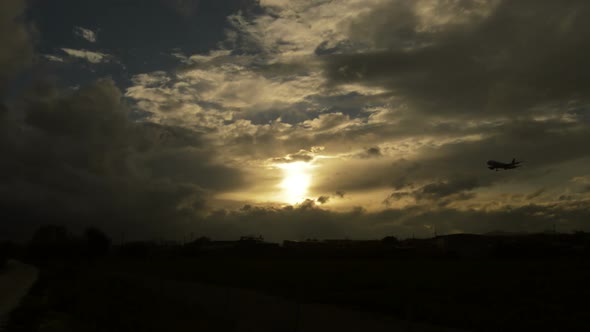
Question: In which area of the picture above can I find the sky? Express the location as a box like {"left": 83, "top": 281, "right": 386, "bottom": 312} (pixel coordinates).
{"left": 1, "top": 0, "right": 589, "bottom": 241}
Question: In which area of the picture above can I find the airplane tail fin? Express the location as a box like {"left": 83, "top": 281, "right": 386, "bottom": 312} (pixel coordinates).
{"left": 512, "top": 158, "right": 516, "bottom": 164}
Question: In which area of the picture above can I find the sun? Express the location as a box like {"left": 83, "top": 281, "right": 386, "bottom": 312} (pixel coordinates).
{"left": 278, "top": 162, "right": 312, "bottom": 204}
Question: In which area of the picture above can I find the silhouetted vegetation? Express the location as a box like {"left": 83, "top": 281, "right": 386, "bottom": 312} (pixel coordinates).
{"left": 84, "top": 227, "right": 111, "bottom": 259}
{"left": 26, "top": 225, "right": 79, "bottom": 262}
{"left": 24, "top": 225, "right": 112, "bottom": 264}
{"left": 381, "top": 235, "right": 399, "bottom": 245}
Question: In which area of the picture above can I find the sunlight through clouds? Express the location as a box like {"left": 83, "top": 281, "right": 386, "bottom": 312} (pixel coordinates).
{"left": 278, "top": 161, "right": 314, "bottom": 204}
{"left": 7, "top": 0, "right": 590, "bottom": 238}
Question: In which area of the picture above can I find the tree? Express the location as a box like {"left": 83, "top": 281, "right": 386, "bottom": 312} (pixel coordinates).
{"left": 85, "top": 227, "right": 111, "bottom": 258}
{"left": 382, "top": 236, "right": 399, "bottom": 245}
{"left": 28, "top": 224, "right": 74, "bottom": 260}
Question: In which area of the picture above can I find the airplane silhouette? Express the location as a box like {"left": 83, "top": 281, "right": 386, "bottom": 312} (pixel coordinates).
{"left": 487, "top": 158, "right": 523, "bottom": 171}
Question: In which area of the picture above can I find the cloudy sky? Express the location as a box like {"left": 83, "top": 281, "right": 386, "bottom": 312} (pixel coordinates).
{"left": 1, "top": 0, "right": 589, "bottom": 241}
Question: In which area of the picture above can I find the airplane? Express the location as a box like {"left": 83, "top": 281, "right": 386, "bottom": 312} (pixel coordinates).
{"left": 487, "top": 158, "right": 523, "bottom": 171}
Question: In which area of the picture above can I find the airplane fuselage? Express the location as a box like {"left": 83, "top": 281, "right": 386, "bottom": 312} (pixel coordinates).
{"left": 487, "top": 159, "right": 521, "bottom": 170}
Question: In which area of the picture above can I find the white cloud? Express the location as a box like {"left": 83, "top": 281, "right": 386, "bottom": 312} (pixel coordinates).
{"left": 301, "top": 112, "right": 362, "bottom": 131}
{"left": 43, "top": 54, "right": 64, "bottom": 62}
{"left": 182, "top": 66, "right": 324, "bottom": 110}
{"left": 73, "top": 26, "right": 97, "bottom": 43}
{"left": 61, "top": 48, "right": 111, "bottom": 64}
{"left": 131, "top": 71, "right": 171, "bottom": 87}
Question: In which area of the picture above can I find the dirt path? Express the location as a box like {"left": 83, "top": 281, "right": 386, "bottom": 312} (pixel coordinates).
{"left": 116, "top": 272, "right": 466, "bottom": 332}
{"left": 0, "top": 260, "right": 38, "bottom": 330}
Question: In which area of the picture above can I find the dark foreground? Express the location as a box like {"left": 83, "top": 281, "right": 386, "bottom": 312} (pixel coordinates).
{"left": 0, "top": 260, "right": 38, "bottom": 329}
{"left": 3, "top": 232, "right": 590, "bottom": 331}
{"left": 4, "top": 256, "right": 590, "bottom": 331}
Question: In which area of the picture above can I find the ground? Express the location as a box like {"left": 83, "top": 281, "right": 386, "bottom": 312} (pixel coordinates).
{"left": 5, "top": 255, "right": 589, "bottom": 331}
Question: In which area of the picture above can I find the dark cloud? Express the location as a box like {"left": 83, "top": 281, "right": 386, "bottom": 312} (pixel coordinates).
{"left": 316, "top": 196, "right": 330, "bottom": 204}
{"left": 312, "top": 116, "right": 590, "bottom": 198}
{"left": 357, "top": 147, "right": 382, "bottom": 159}
{"left": 0, "top": 0, "right": 34, "bottom": 93}
{"left": 140, "top": 147, "right": 244, "bottom": 191}
{"left": 200, "top": 202, "right": 379, "bottom": 241}
{"left": 195, "top": 199, "right": 590, "bottom": 242}
{"left": 384, "top": 177, "right": 479, "bottom": 207}
{"left": 325, "top": 0, "right": 590, "bottom": 117}
{"left": 305, "top": 92, "right": 391, "bottom": 120}
{"left": 245, "top": 107, "right": 319, "bottom": 126}
{"left": 394, "top": 201, "right": 590, "bottom": 235}
{"left": 164, "top": 0, "right": 201, "bottom": 17}
{"left": 314, "top": 40, "right": 360, "bottom": 56}
{"left": 347, "top": 0, "right": 422, "bottom": 51}
{"left": 526, "top": 188, "right": 546, "bottom": 200}
{"left": 0, "top": 79, "right": 245, "bottom": 240}
{"left": 417, "top": 178, "right": 480, "bottom": 199}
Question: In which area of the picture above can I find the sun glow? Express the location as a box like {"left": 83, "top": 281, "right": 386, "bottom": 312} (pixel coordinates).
{"left": 278, "top": 162, "right": 312, "bottom": 204}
